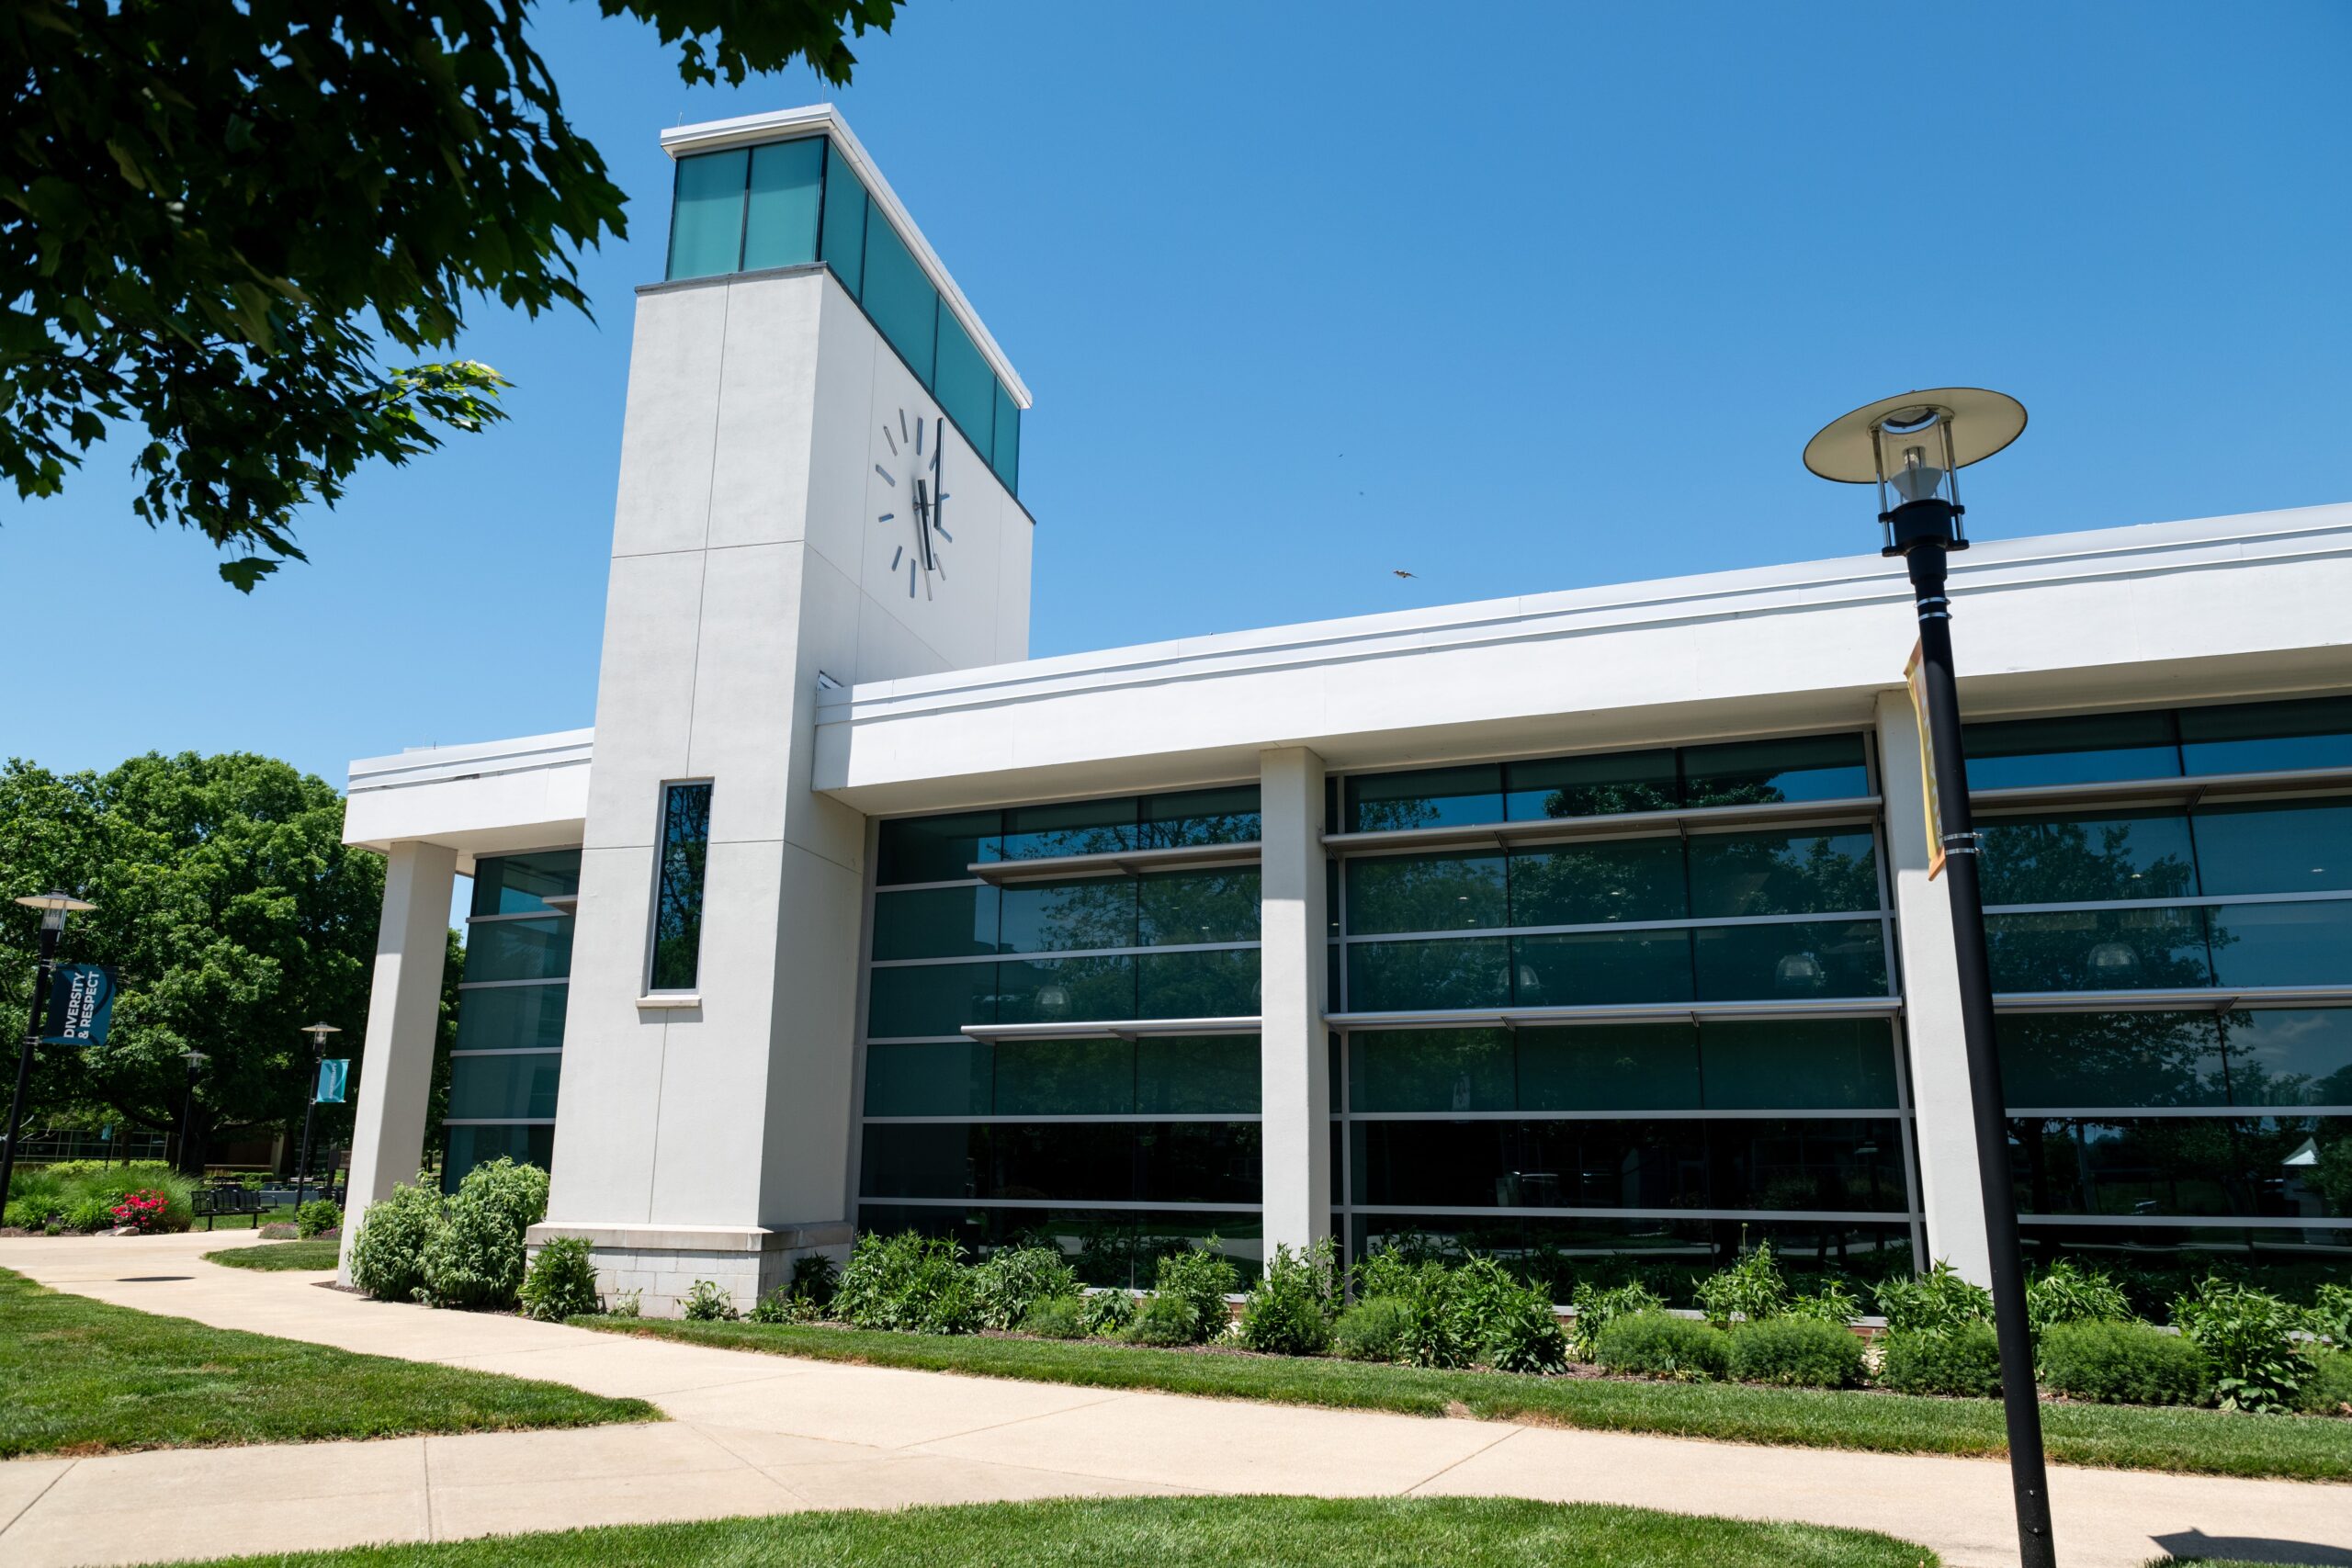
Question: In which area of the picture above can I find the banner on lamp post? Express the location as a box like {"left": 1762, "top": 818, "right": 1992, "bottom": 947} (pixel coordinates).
{"left": 1905, "top": 641, "right": 1947, "bottom": 880}
{"left": 315, "top": 1058, "right": 350, "bottom": 1105}
{"left": 40, "top": 964, "right": 119, "bottom": 1047}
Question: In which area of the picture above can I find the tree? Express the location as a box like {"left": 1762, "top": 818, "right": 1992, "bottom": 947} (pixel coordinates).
{"left": 3, "top": 0, "right": 901, "bottom": 591}
{"left": 0, "top": 752, "right": 433, "bottom": 1168}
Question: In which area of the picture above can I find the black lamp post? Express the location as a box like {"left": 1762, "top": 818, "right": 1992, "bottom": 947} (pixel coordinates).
{"left": 177, "top": 1050, "right": 210, "bottom": 1177}
{"left": 1805, "top": 388, "right": 2054, "bottom": 1568}
{"left": 293, "top": 1021, "right": 340, "bottom": 1214}
{"left": 4, "top": 891, "right": 96, "bottom": 1206}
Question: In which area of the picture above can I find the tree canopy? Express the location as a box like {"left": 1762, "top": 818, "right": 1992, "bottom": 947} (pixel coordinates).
{"left": 0, "top": 751, "right": 444, "bottom": 1169}
{"left": 3, "top": 0, "right": 900, "bottom": 590}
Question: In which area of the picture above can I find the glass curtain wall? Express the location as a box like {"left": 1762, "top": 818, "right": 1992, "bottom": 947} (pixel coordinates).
{"left": 446, "top": 850, "right": 578, "bottom": 1190}
{"left": 1331, "top": 733, "right": 1919, "bottom": 1298}
{"left": 663, "top": 135, "right": 1022, "bottom": 495}
{"left": 1970, "top": 695, "right": 2352, "bottom": 1301}
{"left": 861, "top": 787, "right": 1266, "bottom": 1286}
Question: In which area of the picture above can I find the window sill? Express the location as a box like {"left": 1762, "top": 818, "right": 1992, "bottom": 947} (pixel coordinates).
{"left": 636, "top": 994, "right": 702, "bottom": 1010}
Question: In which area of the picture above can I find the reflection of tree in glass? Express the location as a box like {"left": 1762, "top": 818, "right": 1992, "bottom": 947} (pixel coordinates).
{"left": 1350, "top": 938, "right": 1510, "bottom": 1011}
{"left": 1981, "top": 817, "right": 2221, "bottom": 989}
{"left": 1349, "top": 853, "right": 1505, "bottom": 932}
{"left": 650, "top": 783, "right": 711, "bottom": 989}
{"left": 1138, "top": 869, "right": 1261, "bottom": 945}
{"left": 1979, "top": 815, "right": 2195, "bottom": 905}
{"left": 1510, "top": 839, "right": 1684, "bottom": 925}
{"left": 1687, "top": 831, "right": 1878, "bottom": 918}
{"left": 2010, "top": 1115, "right": 2345, "bottom": 1219}
{"left": 1998, "top": 1011, "right": 2222, "bottom": 1108}
{"left": 1000, "top": 877, "right": 1136, "bottom": 954}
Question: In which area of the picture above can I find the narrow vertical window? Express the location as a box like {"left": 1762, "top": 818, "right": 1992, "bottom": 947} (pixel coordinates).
{"left": 650, "top": 782, "right": 713, "bottom": 991}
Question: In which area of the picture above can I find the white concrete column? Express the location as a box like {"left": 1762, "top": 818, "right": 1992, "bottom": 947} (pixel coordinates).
{"left": 338, "top": 840, "right": 457, "bottom": 1285}
{"left": 1875, "top": 691, "right": 1992, "bottom": 1285}
{"left": 1259, "top": 747, "right": 1330, "bottom": 1258}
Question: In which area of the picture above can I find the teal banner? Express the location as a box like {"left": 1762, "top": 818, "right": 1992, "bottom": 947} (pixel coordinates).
{"left": 40, "top": 964, "right": 118, "bottom": 1047}
{"left": 315, "top": 1057, "right": 350, "bottom": 1104}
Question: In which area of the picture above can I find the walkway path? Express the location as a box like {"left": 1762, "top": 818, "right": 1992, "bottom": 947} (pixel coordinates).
{"left": 3, "top": 1232, "right": 2346, "bottom": 1568}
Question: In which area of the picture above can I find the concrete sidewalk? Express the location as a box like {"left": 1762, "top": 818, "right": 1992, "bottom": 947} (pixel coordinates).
{"left": 2, "top": 1233, "right": 2346, "bottom": 1568}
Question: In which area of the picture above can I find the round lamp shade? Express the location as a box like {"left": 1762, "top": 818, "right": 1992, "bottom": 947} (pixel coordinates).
{"left": 1804, "top": 388, "right": 2028, "bottom": 484}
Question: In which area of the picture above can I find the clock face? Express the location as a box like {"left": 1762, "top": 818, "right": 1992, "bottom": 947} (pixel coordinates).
{"left": 876, "top": 404, "right": 950, "bottom": 601}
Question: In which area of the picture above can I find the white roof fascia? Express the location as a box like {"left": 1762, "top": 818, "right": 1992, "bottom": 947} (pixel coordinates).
{"left": 659, "top": 105, "right": 1032, "bottom": 409}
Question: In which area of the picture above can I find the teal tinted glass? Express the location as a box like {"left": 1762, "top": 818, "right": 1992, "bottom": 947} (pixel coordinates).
{"left": 2191, "top": 800, "right": 2352, "bottom": 896}
{"left": 991, "top": 381, "right": 1021, "bottom": 493}
{"left": 867, "top": 961, "right": 997, "bottom": 1038}
{"left": 1137, "top": 1035, "right": 1261, "bottom": 1113}
{"left": 998, "top": 955, "right": 1136, "bottom": 1022}
{"left": 1978, "top": 809, "right": 2199, "bottom": 905}
{"left": 741, "top": 137, "right": 823, "bottom": 270}
{"left": 860, "top": 217, "right": 938, "bottom": 380}
{"left": 1509, "top": 837, "right": 1686, "bottom": 926}
{"left": 995, "top": 1036, "right": 1131, "bottom": 1114}
{"left": 878, "top": 810, "right": 1001, "bottom": 884}
{"left": 471, "top": 850, "right": 581, "bottom": 916}
{"left": 448, "top": 1052, "right": 562, "bottom": 1120}
{"left": 1512, "top": 930, "right": 1694, "bottom": 1007}
{"left": 453, "top": 984, "right": 568, "bottom": 1053}
{"left": 863, "top": 1041, "right": 992, "bottom": 1115}
{"left": 933, "top": 310, "right": 994, "bottom": 463}
{"left": 1347, "top": 852, "right": 1506, "bottom": 934}
{"left": 1001, "top": 796, "right": 1136, "bottom": 860}
{"left": 873, "top": 884, "right": 1000, "bottom": 960}
{"left": 1348, "top": 937, "right": 1510, "bottom": 1011}
{"left": 464, "top": 918, "right": 573, "bottom": 984}
{"left": 1687, "top": 829, "right": 1878, "bottom": 918}
{"left": 1516, "top": 1024, "right": 1702, "bottom": 1111}
{"left": 819, "top": 148, "right": 868, "bottom": 295}
{"left": 1681, "top": 735, "right": 1869, "bottom": 807}
{"left": 1351, "top": 1029, "right": 1513, "bottom": 1112}
{"left": 1137, "top": 867, "right": 1261, "bottom": 945}
{"left": 1142, "top": 784, "right": 1261, "bottom": 846}
{"left": 2178, "top": 696, "right": 2352, "bottom": 775}
{"left": 1986, "top": 906, "right": 2211, "bottom": 992}
{"left": 1963, "top": 711, "right": 2180, "bottom": 790}
{"left": 666, "top": 150, "right": 747, "bottom": 280}
{"left": 650, "top": 782, "right": 711, "bottom": 991}
{"left": 1996, "top": 1011, "right": 2226, "bottom": 1109}
{"left": 442, "top": 1124, "right": 553, "bottom": 1192}
{"left": 1137, "top": 949, "right": 1260, "bottom": 1017}
{"left": 1691, "top": 920, "right": 1886, "bottom": 1000}
{"left": 1504, "top": 750, "right": 1678, "bottom": 820}
{"left": 1346, "top": 765, "right": 1504, "bottom": 832}
{"left": 1699, "top": 1019, "right": 1897, "bottom": 1109}
{"left": 999, "top": 876, "right": 1135, "bottom": 953}
{"left": 2208, "top": 900, "right": 2352, "bottom": 987}
{"left": 2222, "top": 1010, "right": 2352, "bottom": 1107}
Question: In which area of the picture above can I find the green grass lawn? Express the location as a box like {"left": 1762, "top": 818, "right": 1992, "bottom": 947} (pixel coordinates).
{"left": 0, "top": 1268, "right": 656, "bottom": 1458}
{"left": 580, "top": 1317, "right": 2352, "bottom": 1483}
{"left": 204, "top": 1239, "right": 342, "bottom": 1270}
{"left": 159, "top": 1495, "right": 1936, "bottom": 1567}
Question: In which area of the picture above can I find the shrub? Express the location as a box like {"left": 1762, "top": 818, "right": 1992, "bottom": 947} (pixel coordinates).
{"left": 609, "top": 1289, "right": 643, "bottom": 1319}
{"left": 109, "top": 1189, "right": 174, "bottom": 1234}
{"left": 2304, "top": 1282, "right": 2352, "bottom": 1350}
{"left": 1239, "top": 1240, "right": 1340, "bottom": 1356}
{"left": 834, "top": 1232, "right": 979, "bottom": 1335}
{"left": 1696, "top": 1240, "right": 1790, "bottom": 1327}
{"left": 2171, "top": 1277, "right": 2305, "bottom": 1414}
{"left": 1151, "top": 1239, "right": 1239, "bottom": 1342}
{"left": 4, "top": 1170, "right": 66, "bottom": 1229}
{"left": 1874, "top": 1260, "right": 1994, "bottom": 1335}
{"left": 2295, "top": 1348, "right": 2352, "bottom": 1416}
{"left": 1387, "top": 1259, "right": 1477, "bottom": 1370}
{"left": 1331, "top": 1296, "right": 1410, "bottom": 1362}
{"left": 296, "top": 1199, "right": 343, "bottom": 1238}
{"left": 1019, "top": 1296, "right": 1088, "bottom": 1339}
{"left": 518, "top": 1236, "right": 601, "bottom": 1321}
{"left": 1479, "top": 1276, "right": 1569, "bottom": 1374}
{"left": 1784, "top": 1280, "right": 1862, "bottom": 1326}
{"left": 1568, "top": 1280, "right": 1664, "bottom": 1361}
{"left": 748, "top": 1285, "right": 811, "bottom": 1325}
{"left": 348, "top": 1179, "right": 444, "bottom": 1302}
{"left": 2036, "top": 1320, "right": 2210, "bottom": 1405}
{"left": 681, "top": 1280, "right": 738, "bottom": 1321}
{"left": 789, "top": 1252, "right": 839, "bottom": 1312}
{"left": 1596, "top": 1312, "right": 1729, "bottom": 1381}
{"left": 420, "top": 1157, "right": 549, "bottom": 1311}
{"left": 1879, "top": 1325, "right": 2002, "bottom": 1397}
{"left": 1352, "top": 1242, "right": 1422, "bottom": 1304}
{"left": 1080, "top": 1289, "right": 1136, "bottom": 1337}
{"left": 1125, "top": 1292, "right": 1202, "bottom": 1347}
{"left": 1727, "top": 1315, "right": 1865, "bottom": 1388}
{"left": 971, "top": 1246, "right": 1080, "bottom": 1331}
{"left": 2026, "top": 1259, "right": 2132, "bottom": 1332}
{"left": 259, "top": 1221, "right": 300, "bottom": 1240}
{"left": 66, "top": 1194, "right": 117, "bottom": 1232}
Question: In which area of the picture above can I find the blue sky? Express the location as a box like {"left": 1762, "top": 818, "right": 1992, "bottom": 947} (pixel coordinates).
{"left": 6, "top": 1, "right": 2348, "bottom": 791}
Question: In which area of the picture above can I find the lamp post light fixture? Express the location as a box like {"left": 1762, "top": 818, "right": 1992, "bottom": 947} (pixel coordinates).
{"left": 293, "top": 1022, "right": 341, "bottom": 1215}
{"left": 177, "top": 1050, "right": 210, "bottom": 1177}
{"left": 1805, "top": 388, "right": 2055, "bottom": 1568}
{"left": 4, "top": 891, "right": 97, "bottom": 1207}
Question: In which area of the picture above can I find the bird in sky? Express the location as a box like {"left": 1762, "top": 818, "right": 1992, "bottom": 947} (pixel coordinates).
{"left": 1393, "top": 570, "right": 1417, "bottom": 580}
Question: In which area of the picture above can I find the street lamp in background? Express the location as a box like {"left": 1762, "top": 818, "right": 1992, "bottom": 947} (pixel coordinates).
{"left": 293, "top": 1022, "right": 341, "bottom": 1214}
{"left": 4, "top": 891, "right": 97, "bottom": 1206}
{"left": 177, "top": 1050, "right": 210, "bottom": 1176}
{"left": 1804, "top": 389, "right": 2053, "bottom": 1568}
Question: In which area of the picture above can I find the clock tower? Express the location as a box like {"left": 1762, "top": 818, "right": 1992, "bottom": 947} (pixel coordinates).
{"left": 536, "top": 107, "right": 1033, "bottom": 1306}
